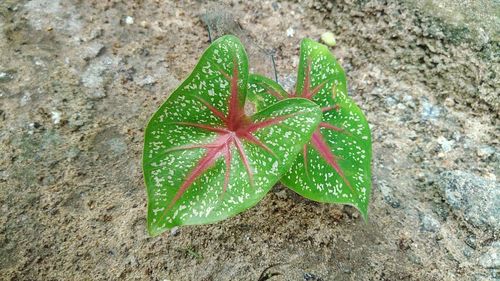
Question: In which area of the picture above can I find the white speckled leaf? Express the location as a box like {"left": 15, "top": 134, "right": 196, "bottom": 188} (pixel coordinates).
{"left": 247, "top": 75, "right": 288, "bottom": 110}
{"left": 247, "top": 39, "right": 372, "bottom": 219}
{"left": 143, "top": 35, "right": 322, "bottom": 236}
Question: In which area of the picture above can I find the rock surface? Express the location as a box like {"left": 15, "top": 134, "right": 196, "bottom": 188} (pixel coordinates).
{"left": 479, "top": 242, "right": 500, "bottom": 269}
{"left": 0, "top": 0, "right": 498, "bottom": 280}
{"left": 439, "top": 171, "right": 500, "bottom": 232}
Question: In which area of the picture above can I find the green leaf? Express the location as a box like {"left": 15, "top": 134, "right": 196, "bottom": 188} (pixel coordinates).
{"left": 143, "top": 35, "right": 322, "bottom": 236}
{"left": 247, "top": 74, "right": 288, "bottom": 111}
{"left": 247, "top": 39, "right": 372, "bottom": 220}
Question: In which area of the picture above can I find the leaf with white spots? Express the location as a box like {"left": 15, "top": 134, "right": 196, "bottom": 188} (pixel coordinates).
{"left": 247, "top": 39, "right": 372, "bottom": 220}
{"left": 247, "top": 75, "right": 288, "bottom": 111}
{"left": 143, "top": 35, "right": 322, "bottom": 236}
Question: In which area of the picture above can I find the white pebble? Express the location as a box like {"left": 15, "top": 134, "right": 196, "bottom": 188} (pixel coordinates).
{"left": 437, "top": 136, "right": 454, "bottom": 153}
{"left": 125, "top": 16, "right": 134, "bottom": 25}
{"left": 321, "top": 31, "right": 337, "bottom": 46}
{"left": 51, "top": 111, "right": 62, "bottom": 124}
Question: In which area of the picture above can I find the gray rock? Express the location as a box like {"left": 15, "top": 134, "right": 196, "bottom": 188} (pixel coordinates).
{"left": 419, "top": 213, "right": 441, "bottom": 232}
{"left": 403, "top": 94, "right": 416, "bottom": 108}
{"left": 303, "top": 272, "right": 322, "bottom": 281}
{"left": 379, "top": 181, "right": 401, "bottom": 208}
{"left": 106, "top": 138, "right": 127, "bottom": 154}
{"left": 82, "top": 56, "right": 115, "bottom": 84}
{"left": 465, "top": 234, "right": 477, "bottom": 249}
{"left": 25, "top": 0, "right": 82, "bottom": 34}
{"left": 126, "top": 255, "right": 138, "bottom": 267}
{"left": 421, "top": 98, "right": 441, "bottom": 121}
{"left": 82, "top": 61, "right": 107, "bottom": 89}
{"left": 477, "top": 145, "right": 496, "bottom": 159}
{"left": 479, "top": 242, "right": 500, "bottom": 269}
{"left": 463, "top": 245, "right": 474, "bottom": 258}
{"left": 437, "top": 136, "right": 455, "bottom": 153}
{"left": 438, "top": 171, "right": 500, "bottom": 231}
{"left": 385, "top": 96, "right": 397, "bottom": 107}
{"left": 80, "top": 42, "right": 104, "bottom": 60}
{"left": 170, "top": 226, "right": 180, "bottom": 236}
{"left": 0, "top": 71, "right": 15, "bottom": 83}
{"left": 89, "top": 90, "right": 107, "bottom": 99}
{"left": 136, "top": 75, "right": 157, "bottom": 87}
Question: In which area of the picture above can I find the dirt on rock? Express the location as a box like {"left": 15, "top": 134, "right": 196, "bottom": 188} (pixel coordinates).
{"left": 0, "top": 0, "right": 498, "bottom": 280}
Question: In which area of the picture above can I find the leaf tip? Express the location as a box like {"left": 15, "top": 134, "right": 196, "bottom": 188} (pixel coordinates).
{"left": 359, "top": 207, "right": 369, "bottom": 224}
{"left": 147, "top": 221, "right": 163, "bottom": 237}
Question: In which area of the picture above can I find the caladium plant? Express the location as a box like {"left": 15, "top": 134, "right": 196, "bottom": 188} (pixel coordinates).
{"left": 247, "top": 39, "right": 372, "bottom": 220}
{"left": 143, "top": 35, "right": 322, "bottom": 236}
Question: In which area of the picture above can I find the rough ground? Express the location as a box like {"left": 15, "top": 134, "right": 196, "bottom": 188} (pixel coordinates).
{"left": 0, "top": 0, "right": 499, "bottom": 280}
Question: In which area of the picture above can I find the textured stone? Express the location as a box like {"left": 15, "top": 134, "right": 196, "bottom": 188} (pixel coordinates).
{"left": 438, "top": 171, "right": 500, "bottom": 231}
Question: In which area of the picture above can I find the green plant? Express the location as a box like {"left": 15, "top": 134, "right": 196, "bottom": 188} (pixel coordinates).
{"left": 247, "top": 39, "right": 372, "bottom": 220}
{"left": 143, "top": 35, "right": 322, "bottom": 236}
{"left": 143, "top": 35, "right": 372, "bottom": 236}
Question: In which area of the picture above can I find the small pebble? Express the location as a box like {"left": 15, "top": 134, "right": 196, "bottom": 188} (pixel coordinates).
{"left": 90, "top": 90, "right": 106, "bottom": 100}
{"left": 479, "top": 242, "right": 500, "bottom": 269}
{"left": 286, "top": 27, "right": 295, "bottom": 37}
{"left": 170, "top": 227, "right": 179, "bottom": 236}
{"left": 321, "top": 31, "right": 337, "bottom": 46}
{"left": 51, "top": 111, "right": 62, "bottom": 124}
{"left": 477, "top": 145, "right": 495, "bottom": 159}
{"left": 20, "top": 92, "right": 31, "bottom": 106}
{"left": 136, "top": 75, "right": 157, "bottom": 87}
{"left": 421, "top": 99, "right": 441, "bottom": 121}
{"left": 419, "top": 213, "right": 440, "bottom": 232}
{"left": 0, "top": 71, "right": 14, "bottom": 82}
{"left": 81, "top": 42, "right": 104, "bottom": 60}
{"left": 437, "top": 136, "right": 454, "bottom": 153}
{"left": 125, "top": 16, "right": 134, "bottom": 25}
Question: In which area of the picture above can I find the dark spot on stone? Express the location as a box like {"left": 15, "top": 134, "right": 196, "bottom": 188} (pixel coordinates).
{"left": 304, "top": 272, "right": 322, "bottom": 281}
{"left": 383, "top": 195, "right": 401, "bottom": 208}
{"left": 465, "top": 234, "right": 477, "bottom": 249}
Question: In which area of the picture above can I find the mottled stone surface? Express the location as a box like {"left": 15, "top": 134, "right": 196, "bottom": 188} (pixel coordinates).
{"left": 1, "top": 0, "right": 498, "bottom": 280}
{"left": 439, "top": 171, "right": 500, "bottom": 232}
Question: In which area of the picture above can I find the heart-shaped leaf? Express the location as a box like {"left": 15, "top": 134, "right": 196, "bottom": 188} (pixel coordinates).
{"left": 143, "top": 35, "right": 322, "bottom": 236}
{"left": 247, "top": 39, "right": 372, "bottom": 219}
